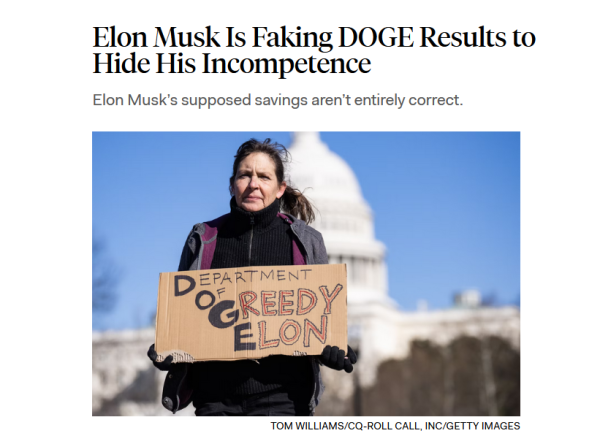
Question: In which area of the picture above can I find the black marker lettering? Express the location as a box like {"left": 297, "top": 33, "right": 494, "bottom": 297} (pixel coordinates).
{"left": 195, "top": 290, "right": 215, "bottom": 310}
{"left": 199, "top": 273, "right": 210, "bottom": 286}
{"left": 289, "top": 270, "right": 299, "bottom": 281}
{"left": 220, "top": 272, "right": 232, "bottom": 284}
{"left": 261, "top": 270, "right": 274, "bottom": 281}
{"left": 234, "top": 322, "right": 256, "bottom": 351}
{"left": 245, "top": 270, "right": 258, "bottom": 282}
{"left": 208, "top": 300, "right": 239, "bottom": 328}
{"left": 301, "top": 269, "right": 313, "bottom": 279}
{"left": 174, "top": 275, "right": 196, "bottom": 297}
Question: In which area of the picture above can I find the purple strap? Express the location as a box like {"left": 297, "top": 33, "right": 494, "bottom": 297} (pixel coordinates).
{"left": 200, "top": 214, "right": 227, "bottom": 270}
{"left": 278, "top": 213, "right": 306, "bottom": 266}
{"left": 200, "top": 245, "right": 216, "bottom": 270}
{"left": 292, "top": 239, "right": 306, "bottom": 265}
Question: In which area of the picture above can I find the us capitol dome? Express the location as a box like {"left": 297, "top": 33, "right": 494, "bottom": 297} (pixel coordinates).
{"left": 92, "top": 132, "right": 519, "bottom": 415}
{"left": 287, "top": 133, "right": 519, "bottom": 389}
{"left": 287, "top": 132, "right": 394, "bottom": 310}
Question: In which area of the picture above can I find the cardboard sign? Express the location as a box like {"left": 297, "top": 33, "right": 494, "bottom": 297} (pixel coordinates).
{"left": 155, "top": 264, "right": 347, "bottom": 362}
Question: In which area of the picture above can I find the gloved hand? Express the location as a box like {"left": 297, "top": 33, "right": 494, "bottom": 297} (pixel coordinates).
{"left": 320, "top": 345, "right": 358, "bottom": 373}
{"left": 147, "top": 344, "right": 174, "bottom": 371}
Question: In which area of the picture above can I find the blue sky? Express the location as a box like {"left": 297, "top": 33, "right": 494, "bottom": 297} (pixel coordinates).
{"left": 93, "top": 132, "right": 519, "bottom": 330}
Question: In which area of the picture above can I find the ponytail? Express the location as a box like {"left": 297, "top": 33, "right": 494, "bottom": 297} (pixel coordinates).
{"left": 281, "top": 186, "right": 316, "bottom": 224}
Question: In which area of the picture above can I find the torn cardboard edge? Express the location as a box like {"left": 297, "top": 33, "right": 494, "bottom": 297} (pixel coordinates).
{"left": 155, "top": 350, "right": 194, "bottom": 363}
{"left": 156, "top": 350, "right": 309, "bottom": 363}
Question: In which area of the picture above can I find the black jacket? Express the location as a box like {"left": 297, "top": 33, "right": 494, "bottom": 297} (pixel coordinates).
{"left": 161, "top": 212, "right": 328, "bottom": 414}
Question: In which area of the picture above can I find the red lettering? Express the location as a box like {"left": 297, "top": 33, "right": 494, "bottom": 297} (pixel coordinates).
{"left": 304, "top": 315, "right": 328, "bottom": 347}
{"left": 297, "top": 288, "right": 317, "bottom": 315}
{"left": 238, "top": 291, "right": 259, "bottom": 319}
{"left": 261, "top": 291, "right": 277, "bottom": 316}
{"left": 258, "top": 320, "right": 280, "bottom": 349}
{"left": 318, "top": 284, "right": 343, "bottom": 314}
{"left": 279, "top": 290, "right": 294, "bottom": 315}
{"left": 279, "top": 319, "right": 301, "bottom": 345}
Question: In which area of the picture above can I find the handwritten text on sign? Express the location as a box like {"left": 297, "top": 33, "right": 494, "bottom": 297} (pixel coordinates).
{"left": 155, "top": 264, "right": 347, "bottom": 361}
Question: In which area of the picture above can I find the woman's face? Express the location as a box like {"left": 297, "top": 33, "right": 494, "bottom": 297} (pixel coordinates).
{"left": 233, "top": 152, "right": 287, "bottom": 212}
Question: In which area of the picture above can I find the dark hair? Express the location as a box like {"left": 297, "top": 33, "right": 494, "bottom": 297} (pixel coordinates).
{"left": 229, "top": 138, "right": 316, "bottom": 224}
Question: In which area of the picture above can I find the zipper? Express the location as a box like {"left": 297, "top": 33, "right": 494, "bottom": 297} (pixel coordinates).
{"left": 248, "top": 215, "right": 257, "bottom": 364}
{"left": 248, "top": 216, "right": 254, "bottom": 266}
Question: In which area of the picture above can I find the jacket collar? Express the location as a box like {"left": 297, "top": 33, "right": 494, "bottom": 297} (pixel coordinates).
{"left": 228, "top": 196, "right": 281, "bottom": 234}
{"left": 197, "top": 203, "right": 308, "bottom": 268}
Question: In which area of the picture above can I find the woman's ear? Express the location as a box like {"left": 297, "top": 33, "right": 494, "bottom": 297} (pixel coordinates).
{"left": 276, "top": 181, "right": 287, "bottom": 199}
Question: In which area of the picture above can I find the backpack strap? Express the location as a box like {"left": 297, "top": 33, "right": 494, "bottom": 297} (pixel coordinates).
{"left": 277, "top": 213, "right": 306, "bottom": 265}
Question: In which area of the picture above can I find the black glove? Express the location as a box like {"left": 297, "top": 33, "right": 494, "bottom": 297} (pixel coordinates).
{"left": 320, "top": 345, "right": 358, "bottom": 373}
{"left": 147, "top": 344, "right": 174, "bottom": 371}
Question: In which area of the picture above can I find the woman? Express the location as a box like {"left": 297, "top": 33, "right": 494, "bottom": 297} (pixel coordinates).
{"left": 148, "top": 138, "right": 357, "bottom": 416}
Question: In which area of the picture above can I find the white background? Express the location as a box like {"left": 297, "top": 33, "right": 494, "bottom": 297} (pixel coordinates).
{"left": 2, "top": 0, "right": 599, "bottom": 433}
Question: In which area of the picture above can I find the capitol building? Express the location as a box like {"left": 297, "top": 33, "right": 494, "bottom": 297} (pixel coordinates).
{"left": 92, "top": 133, "right": 520, "bottom": 416}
